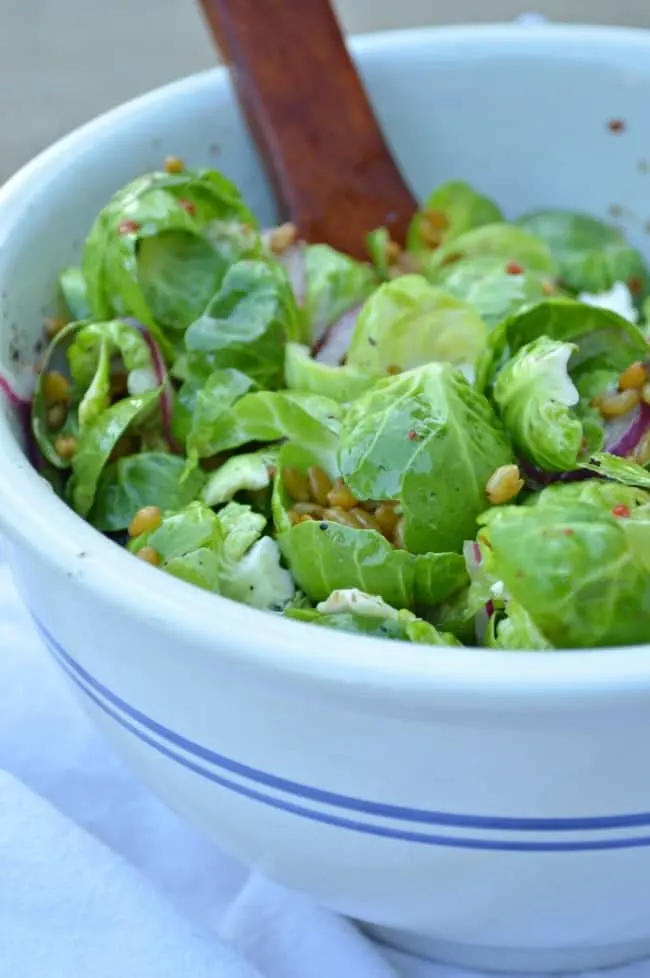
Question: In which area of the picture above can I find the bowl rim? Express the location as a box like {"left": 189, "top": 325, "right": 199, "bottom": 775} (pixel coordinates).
{"left": 3, "top": 22, "right": 650, "bottom": 707}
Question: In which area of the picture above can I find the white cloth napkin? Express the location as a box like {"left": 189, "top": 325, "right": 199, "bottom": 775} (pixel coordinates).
{"left": 0, "top": 557, "right": 417, "bottom": 978}
{"left": 2, "top": 557, "right": 650, "bottom": 978}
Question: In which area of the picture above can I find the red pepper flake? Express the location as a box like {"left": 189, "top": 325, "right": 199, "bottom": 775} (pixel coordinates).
{"left": 407, "top": 430, "right": 420, "bottom": 441}
{"left": 562, "top": 528, "right": 575, "bottom": 536}
{"left": 266, "top": 465, "right": 277, "bottom": 479}
{"left": 628, "top": 276, "right": 643, "bottom": 296}
{"left": 118, "top": 220, "right": 140, "bottom": 235}
{"left": 506, "top": 261, "right": 524, "bottom": 275}
{"left": 179, "top": 198, "right": 196, "bottom": 215}
{"left": 386, "top": 364, "right": 401, "bottom": 375}
{"left": 608, "top": 118, "right": 626, "bottom": 133}
{"left": 612, "top": 504, "right": 631, "bottom": 518}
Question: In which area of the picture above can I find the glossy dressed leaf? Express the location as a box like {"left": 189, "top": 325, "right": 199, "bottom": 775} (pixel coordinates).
{"left": 273, "top": 443, "right": 467, "bottom": 607}
{"left": 129, "top": 499, "right": 294, "bottom": 609}
{"left": 278, "top": 520, "right": 466, "bottom": 608}
{"left": 338, "top": 364, "right": 513, "bottom": 554}
{"left": 579, "top": 452, "right": 650, "bottom": 489}
{"left": 476, "top": 501, "right": 650, "bottom": 647}
{"left": 138, "top": 230, "right": 224, "bottom": 330}
{"left": 129, "top": 500, "right": 222, "bottom": 590}
{"left": 428, "top": 223, "right": 557, "bottom": 278}
{"left": 89, "top": 452, "right": 205, "bottom": 531}
{"left": 200, "top": 390, "right": 342, "bottom": 470}
{"left": 365, "top": 227, "right": 393, "bottom": 281}
{"left": 526, "top": 478, "right": 650, "bottom": 513}
{"left": 407, "top": 181, "right": 503, "bottom": 253}
{"left": 493, "top": 336, "right": 583, "bottom": 471}
{"left": 172, "top": 368, "right": 255, "bottom": 458}
{"left": 285, "top": 343, "right": 379, "bottom": 403}
{"left": 185, "top": 259, "right": 302, "bottom": 389}
{"left": 303, "top": 244, "right": 376, "bottom": 344}
{"left": 68, "top": 388, "right": 160, "bottom": 516}
{"left": 480, "top": 298, "right": 649, "bottom": 393}
{"left": 66, "top": 318, "right": 162, "bottom": 433}
{"left": 436, "top": 256, "right": 556, "bottom": 329}
{"left": 346, "top": 275, "right": 488, "bottom": 374}
{"left": 487, "top": 601, "right": 554, "bottom": 650}
{"left": 517, "top": 210, "right": 649, "bottom": 296}
{"left": 433, "top": 587, "right": 477, "bottom": 645}
{"left": 82, "top": 168, "right": 259, "bottom": 350}
{"left": 59, "top": 266, "right": 91, "bottom": 321}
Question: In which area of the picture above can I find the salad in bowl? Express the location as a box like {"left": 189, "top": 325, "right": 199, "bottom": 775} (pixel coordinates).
{"left": 24, "top": 161, "right": 650, "bottom": 651}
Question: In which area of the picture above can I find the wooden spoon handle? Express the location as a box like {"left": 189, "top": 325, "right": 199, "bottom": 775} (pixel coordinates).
{"left": 198, "top": 0, "right": 417, "bottom": 258}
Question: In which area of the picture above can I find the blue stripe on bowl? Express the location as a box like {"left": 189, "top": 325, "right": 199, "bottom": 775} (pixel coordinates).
{"left": 32, "top": 615, "right": 650, "bottom": 846}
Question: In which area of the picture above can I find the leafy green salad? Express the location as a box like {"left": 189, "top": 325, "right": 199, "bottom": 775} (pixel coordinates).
{"left": 22, "top": 160, "right": 650, "bottom": 650}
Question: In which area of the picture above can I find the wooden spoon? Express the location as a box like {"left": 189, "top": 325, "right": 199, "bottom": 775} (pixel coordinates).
{"left": 198, "top": 0, "right": 417, "bottom": 259}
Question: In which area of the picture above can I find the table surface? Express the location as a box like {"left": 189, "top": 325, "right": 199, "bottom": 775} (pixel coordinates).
{"left": 1, "top": 0, "right": 649, "bottom": 183}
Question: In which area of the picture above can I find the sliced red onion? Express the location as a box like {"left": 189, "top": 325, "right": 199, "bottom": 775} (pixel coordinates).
{"left": 462, "top": 540, "right": 493, "bottom": 643}
{"left": 278, "top": 243, "right": 306, "bottom": 304}
{"left": 0, "top": 372, "right": 30, "bottom": 410}
{"left": 463, "top": 539, "right": 481, "bottom": 573}
{"left": 262, "top": 229, "right": 306, "bottom": 304}
{"left": 520, "top": 458, "right": 592, "bottom": 488}
{"left": 314, "top": 304, "right": 362, "bottom": 365}
{"left": 126, "top": 319, "right": 180, "bottom": 454}
{"left": 0, "top": 372, "right": 40, "bottom": 470}
{"left": 605, "top": 402, "right": 650, "bottom": 457}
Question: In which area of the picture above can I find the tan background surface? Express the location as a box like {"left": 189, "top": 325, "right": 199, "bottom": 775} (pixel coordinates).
{"left": 2, "top": 0, "right": 649, "bottom": 182}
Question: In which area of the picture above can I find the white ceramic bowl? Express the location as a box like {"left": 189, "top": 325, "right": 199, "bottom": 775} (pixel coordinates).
{"left": 3, "top": 24, "right": 650, "bottom": 974}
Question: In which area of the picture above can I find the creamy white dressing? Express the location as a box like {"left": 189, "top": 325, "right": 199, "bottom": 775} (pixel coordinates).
{"left": 316, "top": 588, "right": 397, "bottom": 619}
